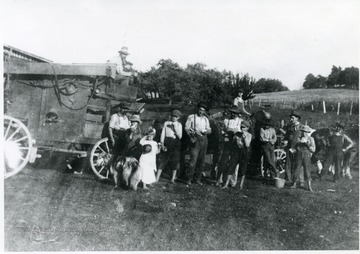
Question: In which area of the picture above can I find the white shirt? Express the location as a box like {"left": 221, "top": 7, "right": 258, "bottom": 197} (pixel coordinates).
{"left": 233, "top": 96, "right": 244, "bottom": 107}
{"left": 160, "top": 121, "right": 183, "bottom": 143}
{"left": 109, "top": 56, "right": 133, "bottom": 77}
{"left": 109, "top": 113, "right": 131, "bottom": 130}
{"left": 224, "top": 117, "right": 242, "bottom": 133}
{"left": 185, "top": 114, "right": 211, "bottom": 134}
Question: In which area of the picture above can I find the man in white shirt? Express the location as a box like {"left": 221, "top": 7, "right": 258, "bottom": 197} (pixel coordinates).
{"left": 108, "top": 46, "right": 138, "bottom": 86}
{"left": 108, "top": 102, "right": 137, "bottom": 155}
{"left": 185, "top": 103, "right": 212, "bottom": 185}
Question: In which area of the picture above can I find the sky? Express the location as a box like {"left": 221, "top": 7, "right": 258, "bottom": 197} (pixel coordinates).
{"left": 2, "top": 0, "right": 359, "bottom": 90}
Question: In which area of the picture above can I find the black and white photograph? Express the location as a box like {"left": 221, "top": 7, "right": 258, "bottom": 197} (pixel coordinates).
{"left": 1, "top": 0, "right": 359, "bottom": 251}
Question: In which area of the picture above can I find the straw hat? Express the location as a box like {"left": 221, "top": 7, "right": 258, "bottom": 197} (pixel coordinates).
{"left": 119, "top": 46, "right": 130, "bottom": 55}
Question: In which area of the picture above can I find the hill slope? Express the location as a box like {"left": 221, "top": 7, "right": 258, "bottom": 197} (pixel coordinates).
{"left": 253, "top": 89, "right": 359, "bottom": 102}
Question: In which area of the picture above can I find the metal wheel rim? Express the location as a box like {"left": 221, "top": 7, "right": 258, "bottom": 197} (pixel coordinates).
{"left": 274, "top": 148, "right": 286, "bottom": 174}
{"left": 90, "top": 137, "right": 111, "bottom": 180}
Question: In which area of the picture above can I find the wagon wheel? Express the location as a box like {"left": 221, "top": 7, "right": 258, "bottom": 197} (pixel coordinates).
{"left": 274, "top": 148, "right": 286, "bottom": 174}
{"left": 4, "top": 115, "right": 33, "bottom": 179}
{"left": 90, "top": 137, "right": 112, "bottom": 180}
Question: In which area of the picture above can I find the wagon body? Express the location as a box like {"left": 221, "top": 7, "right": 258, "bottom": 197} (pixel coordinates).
{"left": 3, "top": 46, "right": 141, "bottom": 177}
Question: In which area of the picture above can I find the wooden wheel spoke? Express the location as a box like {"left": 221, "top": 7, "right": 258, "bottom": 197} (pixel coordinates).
{"left": 98, "top": 146, "right": 106, "bottom": 154}
{"left": 105, "top": 141, "right": 110, "bottom": 153}
{"left": 6, "top": 126, "right": 22, "bottom": 141}
{"left": 18, "top": 147, "right": 30, "bottom": 150}
{"left": 4, "top": 120, "right": 13, "bottom": 140}
{"left": 13, "top": 135, "right": 29, "bottom": 143}
{"left": 98, "top": 165, "right": 105, "bottom": 174}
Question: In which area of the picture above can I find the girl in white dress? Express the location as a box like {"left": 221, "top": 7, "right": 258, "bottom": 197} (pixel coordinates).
{"left": 139, "top": 128, "right": 159, "bottom": 189}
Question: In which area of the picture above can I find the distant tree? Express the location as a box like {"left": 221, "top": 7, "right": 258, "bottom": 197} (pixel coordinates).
{"left": 316, "top": 75, "right": 327, "bottom": 88}
{"left": 254, "top": 78, "right": 289, "bottom": 93}
{"left": 303, "top": 73, "right": 318, "bottom": 89}
{"left": 341, "top": 67, "right": 359, "bottom": 90}
{"left": 327, "top": 65, "right": 342, "bottom": 88}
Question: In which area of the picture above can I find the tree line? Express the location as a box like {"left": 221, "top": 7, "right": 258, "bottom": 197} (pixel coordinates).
{"left": 137, "top": 59, "right": 288, "bottom": 108}
{"left": 303, "top": 66, "right": 359, "bottom": 90}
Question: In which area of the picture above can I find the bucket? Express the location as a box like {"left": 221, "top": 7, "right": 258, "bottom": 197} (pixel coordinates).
{"left": 274, "top": 177, "right": 285, "bottom": 188}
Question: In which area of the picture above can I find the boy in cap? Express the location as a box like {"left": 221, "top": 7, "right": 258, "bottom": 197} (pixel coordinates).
{"left": 157, "top": 109, "right": 183, "bottom": 183}
{"left": 319, "top": 123, "right": 354, "bottom": 182}
{"left": 221, "top": 120, "right": 252, "bottom": 189}
{"left": 291, "top": 125, "right": 316, "bottom": 191}
{"left": 259, "top": 119, "right": 279, "bottom": 180}
{"left": 185, "top": 103, "right": 212, "bottom": 185}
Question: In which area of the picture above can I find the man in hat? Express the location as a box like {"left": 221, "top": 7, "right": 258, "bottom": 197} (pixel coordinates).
{"left": 233, "top": 91, "right": 251, "bottom": 117}
{"left": 221, "top": 120, "right": 252, "bottom": 189}
{"left": 259, "top": 119, "right": 279, "bottom": 180}
{"left": 216, "top": 107, "right": 243, "bottom": 186}
{"left": 291, "top": 125, "right": 316, "bottom": 191}
{"left": 185, "top": 103, "right": 212, "bottom": 185}
{"left": 319, "top": 122, "right": 354, "bottom": 182}
{"left": 157, "top": 109, "right": 183, "bottom": 183}
{"left": 279, "top": 110, "right": 305, "bottom": 185}
{"left": 108, "top": 102, "right": 137, "bottom": 155}
{"left": 108, "top": 46, "right": 138, "bottom": 86}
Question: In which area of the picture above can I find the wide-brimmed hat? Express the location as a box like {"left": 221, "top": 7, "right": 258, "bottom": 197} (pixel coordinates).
{"left": 289, "top": 110, "right": 301, "bottom": 119}
{"left": 197, "top": 102, "right": 208, "bottom": 111}
{"left": 129, "top": 115, "right": 141, "bottom": 123}
{"left": 171, "top": 109, "right": 182, "bottom": 117}
{"left": 118, "top": 46, "right": 130, "bottom": 55}
{"left": 300, "top": 125, "right": 312, "bottom": 133}
{"left": 241, "top": 120, "right": 250, "bottom": 128}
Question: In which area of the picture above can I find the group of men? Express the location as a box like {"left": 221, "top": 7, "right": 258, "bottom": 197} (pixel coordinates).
{"left": 108, "top": 96, "right": 355, "bottom": 191}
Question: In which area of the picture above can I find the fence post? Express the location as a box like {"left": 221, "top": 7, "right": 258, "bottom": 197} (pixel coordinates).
{"left": 258, "top": 99, "right": 262, "bottom": 107}
{"left": 282, "top": 100, "right": 285, "bottom": 109}
{"left": 337, "top": 102, "right": 340, "bottom": 115}
{"left": 311, "top": 104, "right": 314, "bottom": 111}
{"left": 350, "top": 101, "right": 353, "bottom": 116}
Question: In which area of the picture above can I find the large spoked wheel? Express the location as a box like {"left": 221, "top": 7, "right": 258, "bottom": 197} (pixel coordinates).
{"left": 4, "top": 115, "right": 33, "bottom": 179}
{"left": 90, "top": 137, "right": 112, "bottom": 180}
{"left": 274, "top": 148, "right": 286, "bottom": 174}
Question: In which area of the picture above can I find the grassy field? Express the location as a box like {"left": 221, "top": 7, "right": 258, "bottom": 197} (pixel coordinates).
{"left": 4, "top": 163, "right": 359, "bottom": 251}
{"left": 4, "top": 91, "right": 359, "bottom": 251}
{"left": 253, "top": 88, "right": 359, "bottom": 101}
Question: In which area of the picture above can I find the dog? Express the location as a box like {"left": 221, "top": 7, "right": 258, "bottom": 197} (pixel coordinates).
{"left": 95, "top": 153, "right": 142, "bottom": 191}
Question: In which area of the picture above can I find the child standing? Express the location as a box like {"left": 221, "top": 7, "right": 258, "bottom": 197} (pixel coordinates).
{"left": 139, "top": 128, "right": 159, "bottom": 189}
{"left": 157, "top": 110, "right": 183, "bottom": 183}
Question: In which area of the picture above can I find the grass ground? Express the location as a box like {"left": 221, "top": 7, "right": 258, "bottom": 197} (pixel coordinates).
{"left": 4, "top": 161, "right": 359, "bottom": 251}
{"left": 4, "top": 94, "right": 359, "bottom": 251}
